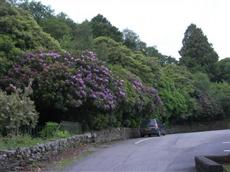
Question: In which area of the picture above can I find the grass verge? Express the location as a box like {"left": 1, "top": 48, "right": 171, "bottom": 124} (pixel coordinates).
{"left": 0, "top": 134, "right": 74, "bottom": 150}
{"left": 224, "top": 164, "right": 230, "bottom": 172}
{"left": 0, "top": 135, "right": 45, "bottom": 150}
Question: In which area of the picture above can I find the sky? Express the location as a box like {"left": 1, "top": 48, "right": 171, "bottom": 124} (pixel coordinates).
{"left": 39, "top": 0, "right": 230, "bottom": 60}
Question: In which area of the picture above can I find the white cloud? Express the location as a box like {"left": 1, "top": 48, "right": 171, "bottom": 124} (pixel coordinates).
{"left": 39, "top": 0, "right": 230, "bottom": 59}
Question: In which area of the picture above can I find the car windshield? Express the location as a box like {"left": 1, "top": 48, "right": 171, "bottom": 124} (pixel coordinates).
{"left": 141, "top": 119, "right": 156, "bottom": 127}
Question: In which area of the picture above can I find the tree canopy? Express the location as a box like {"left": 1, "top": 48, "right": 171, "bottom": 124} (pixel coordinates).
{"left": 90, "top": 14, "right": 123, "bottom": 42}
{"left": 179, "top": 24, "right": 218, "bottom": 73}
{"left": 212, "top": 58, "right": 230, "bottom": 83}
{"left": 0, "top": 1, "right": 60, "bottom": 74}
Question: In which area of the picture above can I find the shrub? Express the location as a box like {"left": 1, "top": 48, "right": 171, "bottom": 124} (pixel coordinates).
{"left": 40, "top": 122, "right": 72, "bottom": 138}
{"left": 91, "top": 113, "right": 110, "bottom": 130}
{"left": 0, "top": 48, "right": 162, "bottom": 129}
{"left": 192, "top": 72, "right": 225, "bottom": 121}
{"left": 93, "top": 37, "right": 163, "bottom": 126}
{"left": 209, "top": 82, "right": 230, "bottom": 118}
{"left": 0, "top": 51, "right": 126, "bottom": 126}
{"left": 0, "top": 89, "right": 38, "bottom": 136}
{"left": 54, "top": 130, "right": 71, "bottom": 138}
{"left": 157, "top": 65, "right": 196, "bottom": 122}
{"left": 40, "top": 122, "right": 60, "bottom": 138}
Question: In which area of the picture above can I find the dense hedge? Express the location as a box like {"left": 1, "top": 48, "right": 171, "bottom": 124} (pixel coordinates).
{"left": 0, "top": 50, "right": 161, "bottom": 129}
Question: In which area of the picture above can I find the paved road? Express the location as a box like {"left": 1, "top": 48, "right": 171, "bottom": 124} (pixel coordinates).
{"left": 63, "top": 129, "right": 230, "bottom": 172}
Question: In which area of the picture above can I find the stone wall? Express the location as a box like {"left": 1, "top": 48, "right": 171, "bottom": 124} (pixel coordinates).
{"left": 167, "top": 120, "right": 230, "bottom": 134}
{"left": 92, "top": 128, "right": 140, "bottom": 143}
{"left": 195, "top": 156, "right": 224, "bottom": 172}
{"left": 0, "top": 128, "right": 139, "bottom": 171}
{"left": 195, "top": 155, "right": 230, "bottom": 172}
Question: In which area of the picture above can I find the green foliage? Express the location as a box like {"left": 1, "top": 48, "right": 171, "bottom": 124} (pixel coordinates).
{"left": 41, "top": 16, "right": 72, "bottom": 41}
{"left": 0, "top": 130, "right": 70, "bottom": 150}
{"left": 0, "top": 2, "right": 61, "bottom": 74}
{"left": 109, "top": 66, "right": 142, "bottom": 116}
{"left": 123, "top": 117, "right": 140, "bottom": 128}
{"left": 145, "top": 46, "right": 162, "bottom": 57}
{"left": 91, "top": 113, "right": 110, "bottom": 130}
{"left": 93, "top": 36, "right": 160, "bottom": 85}
{"left": 160, "top": 90, "right": 188, "bottom": 117}
{"left": 91, "top": 14, "right": 123, "bottom": 42}
{"left": 159, "top": 65, "right": 195, "bottom": 94}
{"left": 0, "top": 89, "right": 38, "bottom": 136}
{"left": 60, "top": 21, "right": 93, "bottom": 52}
{"left": 194, "top": 91, "right": 223, "bottom": 120}
{"left": 93, "top": 37, "right": 162, "bottom": 127}
{"left": 224, "top": 165, "right": 230, "bottom": 172}
{"left": 0, "top": 35, "right": 22, "bottom": 73}
{"left": 158, "top": 66, "right": 226, "bottom": 122}
{"left": 193, "top": 72, "right": 211, "bottom": 91}
{"left": 71, "top": 20, "right": 93, "bottom": 50}
{"left": 158, "top": 56, "right": 178, "bottom": 65}
{"left": 32, "top": 63, "right": 73, "bottom": 112}
{"left": 212, "top": 58, "right": 230, "bottom": 83}
{"left": 122, "top": 28, "right": 144, "bottom": 51}
{"left": 0, "top": 134, "right": 43, "bottom": 150}
{"left": 157, "top": 65, "right": 196, "bottom": 121}
{"left": 209, "top": 82, "right": 230, "bottom": 118}
{"left": 192, "top": 72, "right": 224, "bottom": 120}
{"left": 54, "top": 130, "right": 71, "bottom": 138}
{"left": 179, "top": 24, "right": 218, "bottom": 73}
{"left": 18, "top": 0, "right": 54, "bottom": 24}
{"left": 19, "top": 0, "right": 94, "bottom": 52}
{"left": 122, "top": 29, "right": 178, "bottom": 65}
{"left": 93, "top": 33, "right": 177, "bottom": 77}
{"left": 0, "top": 2, "right": 61, "bottom": 50}
{"left": 40, "top": 122, "right": 60, "bottom": 138}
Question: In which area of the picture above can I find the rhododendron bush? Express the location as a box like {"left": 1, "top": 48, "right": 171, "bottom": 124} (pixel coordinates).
{"left": 0, "top": 51, "right": 161, "bottom": 129}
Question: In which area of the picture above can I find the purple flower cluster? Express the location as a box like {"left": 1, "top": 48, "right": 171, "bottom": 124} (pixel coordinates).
{"left": 132, "top": 80, "right": 143, "bottom": 91}
{"left": 81, "top": 51, "right": 97, "bottom": 61}
{"left": 0, "top": 50, "right": 162, "bottom": 116}
{"left": 0, "top": 51, "right": 126, "bottom": 111}
{"left": 70, "top": 52, "right": 125, "bottom": 110}
{"left": 144, "top": 87, "right": 161, "bottom": 103}
{"left": 115, "top": 80, "right": 126, "bottom": 97}
{"left": 132, "top": 79, "right": 162, "bottom": 112}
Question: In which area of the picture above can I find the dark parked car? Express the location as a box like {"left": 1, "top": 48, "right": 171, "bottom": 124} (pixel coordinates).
{"left": 140, "top": 119, "right": 166, "bottom": 137}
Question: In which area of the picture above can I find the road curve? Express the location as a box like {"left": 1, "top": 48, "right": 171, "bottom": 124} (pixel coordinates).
{"left": 62, "top": 129, "right": 230, "bottom": 172}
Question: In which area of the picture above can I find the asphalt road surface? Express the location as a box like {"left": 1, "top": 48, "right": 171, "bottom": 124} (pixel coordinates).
{"left": 62, "top": 129, "right": 230, "bottom": 172}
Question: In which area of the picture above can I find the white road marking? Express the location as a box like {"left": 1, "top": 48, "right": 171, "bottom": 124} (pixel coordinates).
{"left": 222, "top": 142, "right": 230, "bottom": 144}
{"left": 223, "top": 142, "right": 230, "bottom": 152}
{"left": 135, "top": 138, "right": 154, "bottom": 145}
